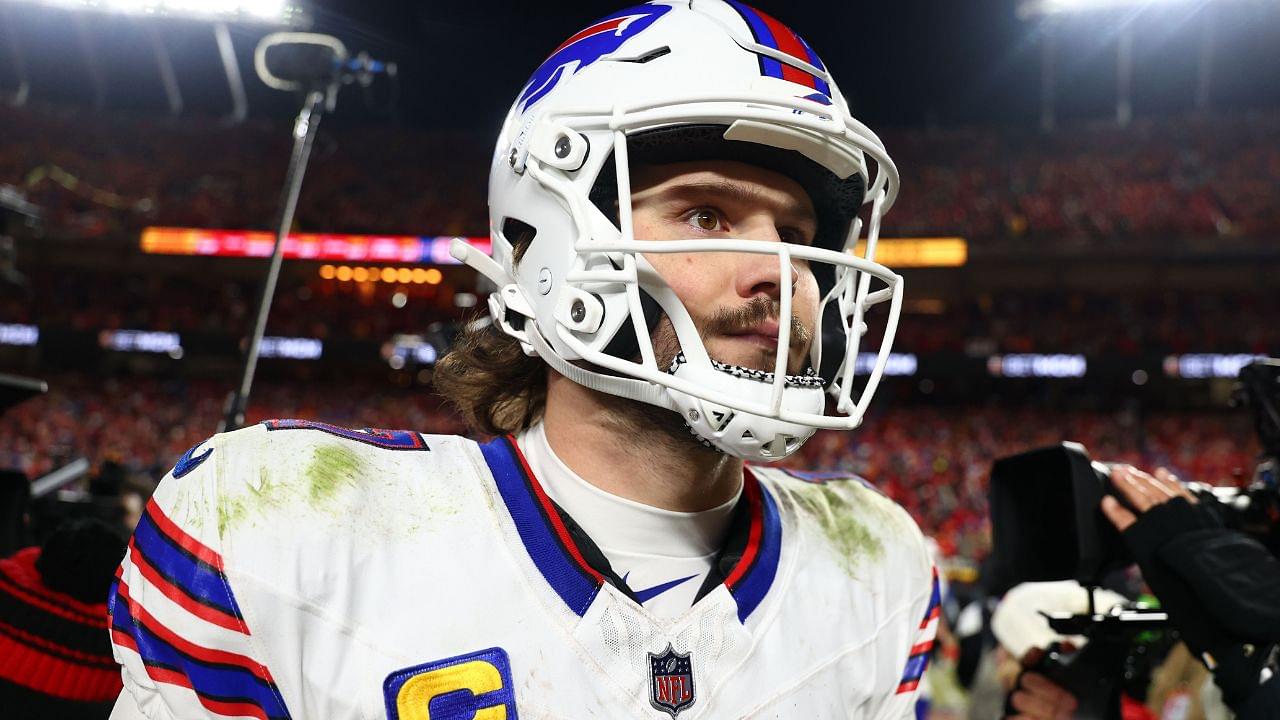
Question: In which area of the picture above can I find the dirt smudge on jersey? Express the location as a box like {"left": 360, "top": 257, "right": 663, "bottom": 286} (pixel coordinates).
{"left": 305, "top": 443, "right": 362, "bottom": 505}
{"left": 787, "top": 481, "right": 886, "bottom": 576}
{"left": 217, "top": 464, "right": 288, "bottom": 536}
{"left": 212, "top": 444, "right": 362, "bottom": 535}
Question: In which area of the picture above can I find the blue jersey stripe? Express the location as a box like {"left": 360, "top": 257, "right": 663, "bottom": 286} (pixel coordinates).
{"left": 900, "top": 651, "right": 931, "bottom": 684}
{"left": 132, "top": 512, "right": 242, "bottom": 620}
{"left": 110, "top": 583, "right": 290, "bottom": 719}
{"left": 479, "top": 437, "right": 601, "bottom": 617}
{"left": 727, "top": 481, "right": 783, "bottom": 622}
{"left": 921, "top": 569, "right": 941, "bottom": 625}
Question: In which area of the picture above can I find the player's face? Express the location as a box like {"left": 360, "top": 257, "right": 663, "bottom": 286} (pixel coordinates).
{"left": 629, "top": 160, "right": 820, "bottom": 375}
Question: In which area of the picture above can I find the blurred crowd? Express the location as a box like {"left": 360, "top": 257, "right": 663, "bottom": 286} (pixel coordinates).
{"left": 0, "top": 375, "right": 468, "bottom": 482}
{"left": 0, "top": 105, "right": 485, "bottom": 240}
{"left": 2, "top": 105, "right": 1278, "bottom": 246}
{"left": 794, "top": 406, "right": 1257, "bottom": 561}
{"left": 6, "top": 268, "right": 1277, "bottom": 355}
{"left": 2, "top": 269, "right": 467, "bottom": 340}
{"left": 1, "top": 375, "right": 1258, "bottom": 565}
{"left": 883, "top": 113, "right": 1280, "bottom": 245}
{"left": 894, "top": 290, "right": 1280, "bottom": 355}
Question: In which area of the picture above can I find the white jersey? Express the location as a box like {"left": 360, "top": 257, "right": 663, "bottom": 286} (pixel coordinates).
{"left": 109, "top": 420, "right": 939, "bottom": 720}
{"left": 516, "top": 422, "right": 741, "bottom": 619}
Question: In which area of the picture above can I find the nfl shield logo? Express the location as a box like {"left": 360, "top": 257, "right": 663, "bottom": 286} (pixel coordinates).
{"left": 648, "top": 644, "right": 695, "bottom": 717}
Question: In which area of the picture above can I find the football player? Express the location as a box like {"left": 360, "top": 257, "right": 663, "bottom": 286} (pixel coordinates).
{"left": 109, "top": 2, "right": 941, "bottom": 718}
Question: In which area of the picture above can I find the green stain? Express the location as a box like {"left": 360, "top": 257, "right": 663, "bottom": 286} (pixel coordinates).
{"left": 214, "top": 444, "right": 364, "bottom": 536}
{"left": 305, "top": 444, "right": 363, "bottom": 503}
{"left": 217, "top": 495, "right": 247, "bottom": 537}
{"left": 788, "top": 482, "right": 885, "bottom": 575}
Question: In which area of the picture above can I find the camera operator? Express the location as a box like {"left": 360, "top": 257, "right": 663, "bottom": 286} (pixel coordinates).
{"left": 1099, "top": 465, "right": 1279, "bottom": 717}
{"left": 1006, "top": 464, "right": 1280, "bottom": 719}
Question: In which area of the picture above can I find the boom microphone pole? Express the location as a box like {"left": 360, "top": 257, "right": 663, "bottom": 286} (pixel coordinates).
{"left": 219, "top": 34, "right": 395, "bottom": 432}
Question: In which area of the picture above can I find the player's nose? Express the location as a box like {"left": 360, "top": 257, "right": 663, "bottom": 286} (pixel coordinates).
{"left": 734, "top": 222, "right": 801, "bottom": 301}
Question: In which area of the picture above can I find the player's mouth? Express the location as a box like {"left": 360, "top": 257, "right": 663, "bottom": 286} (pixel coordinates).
{"left": 729, "top": 335, "right": 779, "bottom": 350}
{"left": 722, "top": 319, "right": 812, "bottom": 351}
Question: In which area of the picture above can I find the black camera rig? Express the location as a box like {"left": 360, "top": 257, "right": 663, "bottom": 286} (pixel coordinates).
{"left": 986, "top": 358, "right": 1280, "bottom": 719}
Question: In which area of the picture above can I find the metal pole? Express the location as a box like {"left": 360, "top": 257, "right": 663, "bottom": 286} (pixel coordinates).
{"left": 213, "top": 22, "right": 248, "bottom": 124}
{"left": 1040, "top": 23, "right": 1056, "bottom": 134}
{"left": 145, "top": 24, "right": 184, "bottom": 117}
{"left": 1195, "top": 9, "right": 1215, "bottom": 113}
{"left": 220, "top": 89, "right": 326, "bottom": 432}
{"left": 1116, "top": 24, "right": 1133, "bottom": 127}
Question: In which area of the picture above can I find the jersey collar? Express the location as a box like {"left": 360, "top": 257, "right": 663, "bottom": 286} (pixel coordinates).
{"left": 478, "top": 435, "right": 781, "bottom": 622}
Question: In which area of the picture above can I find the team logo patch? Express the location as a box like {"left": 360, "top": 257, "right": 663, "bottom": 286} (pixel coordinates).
{"left": 384, "top": 647, "right": 517, "bottom": 720}
{"left": 517, "top": 2, "right": 672, "bottom": 112}
{"left": 171, "top": 439, "right": 213, "bottom": 478}
{"left": 648, "top": 644, "right": 695, "bottom": 717}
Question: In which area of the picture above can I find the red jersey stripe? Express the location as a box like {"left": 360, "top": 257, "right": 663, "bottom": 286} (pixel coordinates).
{"left": 115, "top": 580, "right": 275, "bottom": 686}
{"left": 145, "top": 501, "right": 225, "bottom": 572}
{"left": 724, "top": 470, "right": 765, "bottom": 588}
{"left": 127, "top": 540, "right": 250, "bottom": 635}
{"left": 506, "top": 436, "right": 606, "bottom": 585}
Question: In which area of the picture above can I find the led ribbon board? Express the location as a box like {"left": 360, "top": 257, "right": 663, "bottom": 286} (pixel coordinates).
{"left": 988, "top": 354, "right": 1087, "bottom": 378}
{"left": 141, "top": 227, "right": 490, "bottom": 265}
{"left": 1163, "top": 353, "right": 1269, "bottom": 379}
{"left": 100, "top": 330, "right": 182, "bottom": 355}
{"left": 0, "top": 324, "right": 38, "bottom": 346}
{"left": 259, "top": 336, "right": 323, "bottom": 360}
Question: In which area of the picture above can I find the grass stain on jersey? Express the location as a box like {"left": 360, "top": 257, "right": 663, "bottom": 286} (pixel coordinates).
{"left": 217, "top": 465, "right": 287, "bottom": 535}
{"left": 305, "top": 444, "right": 363, "bottom": 505}
{"left": 788, "top": 482, "right": 885, "bottom": 576}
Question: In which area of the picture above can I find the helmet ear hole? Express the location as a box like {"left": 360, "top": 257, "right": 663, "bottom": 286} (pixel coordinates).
{"left": 601, "top": 288, "right": 664, "bottom": 362}
{"left": 501, "top": 217, "right": 538, "bottom": 262}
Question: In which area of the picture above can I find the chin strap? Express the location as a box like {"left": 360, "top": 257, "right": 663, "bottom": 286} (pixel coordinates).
{"left": 526, "top": 317, "right": 676, "bottom": 410}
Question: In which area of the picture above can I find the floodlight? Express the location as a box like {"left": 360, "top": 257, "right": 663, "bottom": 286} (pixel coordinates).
{"left": 1020, "top": 0, "right": 1209, "bottom": 18}
{"left": 0, "top": 0, "right": 303, "bottom": 24}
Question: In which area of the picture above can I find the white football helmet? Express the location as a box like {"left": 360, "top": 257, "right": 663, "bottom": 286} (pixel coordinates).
{"left": 452, "top": 0, "right": 904, "bottom": 462}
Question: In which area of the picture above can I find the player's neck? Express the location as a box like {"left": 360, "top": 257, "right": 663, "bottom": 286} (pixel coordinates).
{"left": 541, "top": 371, "right": 742, "bottom": 513}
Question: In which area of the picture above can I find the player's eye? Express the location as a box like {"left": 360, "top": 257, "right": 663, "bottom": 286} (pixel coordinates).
{"left": 684, "top": 208, "right": 724, "bottom": 233}
{"left": 778, "top": 226, "right": 813, "bottom": 246}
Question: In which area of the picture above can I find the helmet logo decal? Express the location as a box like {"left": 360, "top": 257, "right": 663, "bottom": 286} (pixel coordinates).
{"left": 517, "top": 3, "right": 673, "bottom": 113}
{"left": 725, "top": 0, "right": 831, "bottom": 96}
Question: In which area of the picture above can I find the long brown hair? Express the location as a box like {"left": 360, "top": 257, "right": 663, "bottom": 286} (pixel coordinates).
{"left": 432, "top": 224, "right": 546, "bottom": 436}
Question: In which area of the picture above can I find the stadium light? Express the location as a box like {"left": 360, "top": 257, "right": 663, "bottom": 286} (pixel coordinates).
{"left": 1019, "top": 0, "right": 1220, "bottom": 18}
{"left": 1020, "top": 0, "right": 1249, "bottom": 128}
{"left": 2, "top": 0, "right": 303, "bottom": 24}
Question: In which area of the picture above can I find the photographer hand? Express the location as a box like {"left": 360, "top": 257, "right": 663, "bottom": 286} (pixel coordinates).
{"left": 1005, "top": 658, "right": 1079, "bottom": 720}
{"left": 1098, "top": 465, "right": 1280, "bottom": 717}
{"left": 1099, "top": 465, "right": 1192, "bottom": 531}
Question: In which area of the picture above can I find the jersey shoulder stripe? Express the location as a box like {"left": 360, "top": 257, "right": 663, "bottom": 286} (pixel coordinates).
{"left": 128, "top": 502, "right": 248, "bottom": 633}
{"left": 895, "top": 566, "right": 941, "bottom": 694}
{"left": 480, "top": 435, "right": 604, "bottom": 617}
{"left": 724, "top": 470, "right": 783, "bottom": 623}
{"left": 109, "top": 579, "right": 289, "bottom": 720}
{"left": 112, "top": 426, "right": 295, "bottom": 720}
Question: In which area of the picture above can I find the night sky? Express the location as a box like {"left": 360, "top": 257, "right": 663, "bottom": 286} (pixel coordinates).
{"left": 2, "top": 0, "right": 1278, "bottom": 131}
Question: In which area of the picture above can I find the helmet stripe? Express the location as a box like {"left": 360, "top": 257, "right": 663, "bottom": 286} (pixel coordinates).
{"left": 725, "top": 1, "right": 829, "bottom": 95}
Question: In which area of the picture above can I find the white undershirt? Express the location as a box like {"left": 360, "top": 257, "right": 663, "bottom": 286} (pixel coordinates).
{"left": 516, "top": 422, "right": 742, "bottom": 618}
